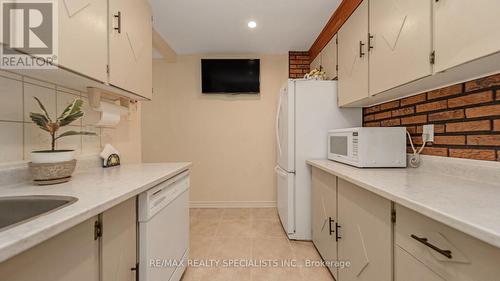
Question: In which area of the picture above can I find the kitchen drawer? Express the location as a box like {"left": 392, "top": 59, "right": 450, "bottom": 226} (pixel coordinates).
{"left": 395, "top": 245, "right": 445, "bottom": 281}
{"left": 395, "top": 204, "right": 500, "bottom": 281}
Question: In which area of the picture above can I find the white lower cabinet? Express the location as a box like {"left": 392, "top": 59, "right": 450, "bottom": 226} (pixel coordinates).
{"left": 0, "top": 217, "right": 100, "bottom": 281}
{"left": 311, "top": 168, "right": 392, "bottom": 281}
{"left": 311, "top": 167, "right": 338, "bottom": 279}
{"left": 312, "top": 168, "right": 500, "bottom": 281}
{"left": 0, "top": 199, "right": 138, "bottom": 281}
{"left": 102, "top": 198, "right": 138, "bottom": 281}
{"left": 395, "top": 204, "right": 500, "bottom": 281}
{"left": 337, "top": 178, "right": 392, "bottom": 281}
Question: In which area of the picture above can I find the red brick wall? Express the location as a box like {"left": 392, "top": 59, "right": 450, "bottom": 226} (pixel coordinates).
{"left": 363, "top": 73, "right": 500, "bottom": 161}
{"left": 289, "top": 51, "right": 310, "bottom": 78}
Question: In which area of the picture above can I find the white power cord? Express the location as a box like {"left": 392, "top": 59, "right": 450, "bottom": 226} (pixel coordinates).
{"left": 406, "top": 130, "right": 427, "bottom": 168}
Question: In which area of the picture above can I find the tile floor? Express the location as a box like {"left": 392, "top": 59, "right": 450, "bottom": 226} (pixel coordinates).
{"left": 182, "top": 208, "right": 334, "bottom": 281}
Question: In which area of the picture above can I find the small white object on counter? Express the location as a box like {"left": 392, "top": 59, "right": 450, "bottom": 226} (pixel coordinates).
{"left": 0, "top": 162, "right": 191, "bottom": 263}
{"left": 100, "top": 144, "right": 120, "bottom": 167}
{"left": 307, "top": 156, "right": 500, "bottom": 249}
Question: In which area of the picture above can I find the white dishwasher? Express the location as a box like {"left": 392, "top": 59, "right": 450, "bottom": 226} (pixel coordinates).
{"left": 138, "top": 170, "right": 190, "bottom": 281}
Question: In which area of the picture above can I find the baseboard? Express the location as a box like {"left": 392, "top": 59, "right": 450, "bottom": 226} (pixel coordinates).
{"left": 189, "top": 201, "right": 277, "bottom": 208}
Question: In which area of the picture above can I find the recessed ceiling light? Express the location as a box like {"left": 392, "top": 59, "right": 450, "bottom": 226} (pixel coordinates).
{"left": 248, "top": 21, "right": 257, "bottom": 29}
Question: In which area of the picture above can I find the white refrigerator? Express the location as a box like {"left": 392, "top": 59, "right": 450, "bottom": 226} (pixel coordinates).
{"left": 275, "top": 79, "right": 361, "bottom": 240}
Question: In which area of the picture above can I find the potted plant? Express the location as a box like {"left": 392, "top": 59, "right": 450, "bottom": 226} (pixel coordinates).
{"left": 28, "top": 97, "right": 97, "bottom": 185}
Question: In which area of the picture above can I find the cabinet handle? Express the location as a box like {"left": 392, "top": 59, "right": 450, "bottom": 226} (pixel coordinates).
{"left": 329, "top": 217, "right": 335, "bottom": 235}
{"left": 410, "top": 234, "right": 452, "bottom": 259}
{"left": 114, "top": 11, "right": 122, "bottom": 34}
{"left": 335, "top": 222, "right": 341, "bottom": 241}
{"left": 359, "top": 41, "right": 365, "bottom": 58}
{"left": 131, "top": 263, "right": 139, "bottom": 280}
{"left": 368, "top": 33, "right": 374, "bottom": 51}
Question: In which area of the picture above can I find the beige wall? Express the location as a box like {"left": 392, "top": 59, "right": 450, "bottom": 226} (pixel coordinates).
{"left": 142, "top": 54, "right": 288, "bottom": 205}
{"left": 0, "top": 70, "right": 142, "bottom": 164}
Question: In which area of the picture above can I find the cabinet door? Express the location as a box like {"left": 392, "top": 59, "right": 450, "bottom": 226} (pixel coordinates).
{"left": 310, "top": 53, "right": 322, "bottom": 71}
{"left": 58, "top": 0, "right": 108, "bottom": 82}
{"left": 0, "top": 217, "right": 99, "bottom": 281}
{"left": 395, "top": 246, "right": 446, "bottom": 281}
{"left": 311, "top": 167, "right": 338, "bottom": 279}
{"left": 109, "top": 0, "right": 153, "bottom": 99}
{"left": 369, "top": 0, "right": 432, "bottom": 95}
{"left": 321, "top": 35, "right": 338, "bottom": 80}
{"left": 434, "top": 0, "right": 500, "bottom": 73}
{"left": 338, "top": 0, "right": 369, "bottom": 106}
{"left": 337, "top": 178, "right": 391, "bottom": 281}
{"left": 102, "top": 198, "right": 137, "bottom": 281}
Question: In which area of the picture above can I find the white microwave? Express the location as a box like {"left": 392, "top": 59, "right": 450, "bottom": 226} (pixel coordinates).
{"left": 328, "top": 127, "right": 407, "bottom": 168}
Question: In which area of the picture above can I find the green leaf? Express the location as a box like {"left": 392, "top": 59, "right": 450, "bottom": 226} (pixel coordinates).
{"left": 29, "top": 112, "right": 50, "bottom": 132}
{"left": 57, "top": 99, "right": 85, "bottom": 127}
{"left": 58, "top": 111, "right": 84, "bottom": 127}
{"left": 55, "top": 130, "right": 97, "bottom": 140}
{"left": 33, "top": 97, "right": 52, "bottom": 122}
{"left": 57, "top": 99, "right": 84, "bottom": 122}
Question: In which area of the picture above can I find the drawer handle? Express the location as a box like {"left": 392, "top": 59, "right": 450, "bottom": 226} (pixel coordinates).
{"left": 411, "top": 234, "right": 452, "bottom": 259}
{"left": 329, "top": 217, "right": 335, "bottom": 235}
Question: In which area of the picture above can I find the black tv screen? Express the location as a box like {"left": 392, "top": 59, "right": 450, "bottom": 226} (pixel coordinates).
{"left": 201, "top": 59, "right": 260, "bottom": 94}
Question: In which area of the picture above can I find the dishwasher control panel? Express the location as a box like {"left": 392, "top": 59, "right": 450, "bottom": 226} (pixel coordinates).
{"left": 138, "top": 170, "right": 190, "bottom": 221}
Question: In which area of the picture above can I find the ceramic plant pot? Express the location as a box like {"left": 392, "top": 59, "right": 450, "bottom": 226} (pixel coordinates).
{"left": 31, "top": 150, "right": 75, "bottom": 164}
{"left": 29, "top": 150, "right": 77, "bottom": 185}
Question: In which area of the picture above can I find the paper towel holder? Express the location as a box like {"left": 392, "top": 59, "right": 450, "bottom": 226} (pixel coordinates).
{"left": 87, "top": 87, "right": 137, "bottom": 111}
{"left": 87, "top": 87, "right": 137, "bottom": 127}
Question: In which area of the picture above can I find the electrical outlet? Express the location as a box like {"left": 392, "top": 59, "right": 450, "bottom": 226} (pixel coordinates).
{"left": 422, "top": 124, "right": 434, "bottom": 143}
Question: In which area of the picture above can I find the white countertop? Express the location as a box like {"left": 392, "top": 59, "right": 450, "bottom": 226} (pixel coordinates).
{"left": 307, "top": 157, "right": 500, "bottom": 249}
{"left": 0, "top": 162, "right": 191, "bottom": 263}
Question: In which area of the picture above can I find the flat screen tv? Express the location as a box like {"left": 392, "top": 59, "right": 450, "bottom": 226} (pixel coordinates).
{"left": 201, "top": 59, "right": 260, "bottom": 94}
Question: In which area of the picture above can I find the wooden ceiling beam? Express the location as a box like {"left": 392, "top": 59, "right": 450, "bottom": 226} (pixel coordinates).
{"left": 152, "top": 28, "right": 177, "bottom": 62}
{"left": 308, "top": 0, "right": 363, "bottom": 61}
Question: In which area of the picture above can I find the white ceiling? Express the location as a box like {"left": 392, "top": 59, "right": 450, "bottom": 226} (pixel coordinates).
{"left": 150, "top": 0, "right": 341, "bottom": 54}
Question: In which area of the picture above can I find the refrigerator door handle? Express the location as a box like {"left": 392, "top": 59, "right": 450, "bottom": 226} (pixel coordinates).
{"left": 275, "top": 87, "right": 284, "bottom": 157}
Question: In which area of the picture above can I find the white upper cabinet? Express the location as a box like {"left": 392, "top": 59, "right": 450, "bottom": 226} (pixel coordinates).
{"left": 321, "top": 35, "right": 338, "bottom": 80}
{"left": 109, "top": 0, "right": 153, "bottom": 99}
{"left": 338, "top": 0, "right": 369, "bottom": 106}
{"left": 58, "top": 0, "right": 108, "bottom": 83}
{"left": 310, "top": 53, "right": 322, "bottom": 71}
{"left": 434, "top": 0, "right": 500, "bottom": 73}
{"left": 369, "top": 0, "right": 432, "bottom": 95}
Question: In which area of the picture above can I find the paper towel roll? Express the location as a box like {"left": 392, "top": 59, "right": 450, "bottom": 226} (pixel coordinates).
{"left": 96, "top": 111, "right": 121, "bottom": 127}
{"left": 94, "top": 101, "right": 129, "bottom": 128}
{"left": 97, "top": 101, "right": 129, "bottom": 115}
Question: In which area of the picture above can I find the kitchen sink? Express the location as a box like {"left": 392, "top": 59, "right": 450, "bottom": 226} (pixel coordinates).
{"left": 0, "top": 196, "right": 77, "bottom": 231}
